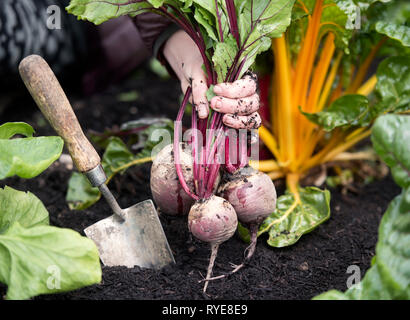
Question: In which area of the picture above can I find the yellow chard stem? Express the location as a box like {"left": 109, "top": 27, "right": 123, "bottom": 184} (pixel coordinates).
{"left": 346, "top": 37, "right": 386, "bottom": 94}
{"left": 249, "top": 159, "right": 280, "bottom": 172}
{"left": 322, "top": 129, "right": 372, "bottom": 163}
{"left": 257, "top": 173, "right": 301, "bottom": 237}
{"left": 300, "top": 32, "right": 336, "bottom": 157}
{"left": 357, "top": 75, "right": 377, "bottom": 96}
{"left": 293, "top": 0, "right": 324, "bottom": 165}
{"left": 259, "top": 125, "right": 282, "bottom": 161}
{"left": 317, "top": 51, "right": 343, "bottom": 112}
{"left": 273, "top": 35, "right": 295, "bottom": 164}
{"left": 306, "top": 33, "right": 336, "bottom": 114}
{"left": 267, "top": 170, "right": 286, "bottom": 180}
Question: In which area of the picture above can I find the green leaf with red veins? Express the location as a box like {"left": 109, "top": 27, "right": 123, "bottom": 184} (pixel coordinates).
{"left": 66, "top": 0, "right": 156, "bottom": 24}
{"left": 212, "top": 34, "right": 239, "bottom": 83}
{"left": 236, "top": 0, "right": 295, "bottom": 79}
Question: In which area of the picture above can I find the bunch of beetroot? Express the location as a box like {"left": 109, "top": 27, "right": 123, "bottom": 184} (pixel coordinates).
{"left": 150, "top": 96, "right": 277, "bottom": 293}
{"left": 66, "top": 0, "right": 293, "bottom": 294}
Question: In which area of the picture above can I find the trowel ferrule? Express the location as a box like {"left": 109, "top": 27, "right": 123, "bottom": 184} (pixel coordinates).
{"left": 85, "top": 164, "right": 107, "bottom": 187}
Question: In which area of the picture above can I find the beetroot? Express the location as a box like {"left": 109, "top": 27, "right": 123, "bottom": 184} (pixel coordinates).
{"left": 219, "top": 166, "right": 277, "bottom": 225}
{"left": 188, "top": 195, "right": 238, "bottom": 293}
{"left": 150, "top": 143, "right": 194, "bottom": 215}
{"left": 207, "top": 166, "right": 277, "bottom": 279}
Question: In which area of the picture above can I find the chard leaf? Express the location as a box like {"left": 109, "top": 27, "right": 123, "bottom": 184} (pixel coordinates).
{"left": 0, "top": 123, "right": 63, "bottom": 180}
{"left": 301, "top": 94, "right": 370, "bottom": 131}
{"left": 0, "top": 187, "right": 49, "bottom": 233}
{"left": 373, "top": 56, "right": 410, "bottom": 116}
{"left": 0, "top": 222, "right": 101, "bottom": 300}
{"left": 376, "top": 22, "right": 410, "bottom": 47}
{"left": 260, "top": 187, "right": 331, "bottom": 247}
{"left": 370, "top": 0, "right": 410, "bottom": 47}
{"left": 320, "top": 1, "right": 350, "bottom": 50}
{"left": 371, "top": 115, "right": 410, "bottom": 189}
{"left": 335, "top": 0, "right": 393, "bottom": 30}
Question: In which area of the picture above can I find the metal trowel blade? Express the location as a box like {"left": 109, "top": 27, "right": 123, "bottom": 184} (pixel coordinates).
{"left": 84, "top": 200, "right": 175, "bottom": 269}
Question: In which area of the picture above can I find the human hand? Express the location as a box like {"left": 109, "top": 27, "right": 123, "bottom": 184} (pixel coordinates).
{"left": 163, "top": 30, "right": 261, "bottom": 129}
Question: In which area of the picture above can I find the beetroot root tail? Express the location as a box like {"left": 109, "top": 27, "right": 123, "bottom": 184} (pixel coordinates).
{"left": 200, "top": 223, "right": 259, "bottom": 283}
{"left": 203, "top": 243, "right": 220, "bottom": 294}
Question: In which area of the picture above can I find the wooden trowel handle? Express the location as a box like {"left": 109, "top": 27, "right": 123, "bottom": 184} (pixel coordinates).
{"left": 19, "top": 55, "right": 101, "bottom": 173}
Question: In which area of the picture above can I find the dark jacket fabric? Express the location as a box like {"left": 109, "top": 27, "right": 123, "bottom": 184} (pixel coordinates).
{"left": 133, "top": 12, "right": 174, "bottom": 55}
{"left": 83, "top": 13, "right": 178, "bottom": 94}
{"left": 0, "top": 0, "right": 177, "bottom": 94}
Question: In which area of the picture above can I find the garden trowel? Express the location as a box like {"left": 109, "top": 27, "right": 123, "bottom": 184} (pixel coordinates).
{"left": 19, "top": 55, "right": 175, "bottom": 269}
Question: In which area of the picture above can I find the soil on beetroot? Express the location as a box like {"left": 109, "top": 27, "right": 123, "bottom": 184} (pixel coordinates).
{"left": 0, "top": 66, "right": 401, "bottom": 300}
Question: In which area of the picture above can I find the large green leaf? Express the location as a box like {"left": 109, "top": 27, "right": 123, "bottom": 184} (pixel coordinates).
{"left": 314, "top": 113, "right": 410, "bottom": 300}
{"left": 0, "top": 187, "right": 49, "bottom": 233}
{"left": 370, "top": 0, "right": 410, "bottom": 47}
{"left": 303, "top": 57, "right": 410, "bottom": 131}
{"left": 0, "top": 222, "right": 101, "bottom": 300}
{"left": 0, "top": 122, "right": 63, "bottom": 179}
{"left": 301, "top": 94, "right": 370, "bottom": 131}
{"left": 335, "top": 0, "right": 392, "bottom": 29}
{"left": 371, "top": 115, "right": 410, "bottom": 189}
{"left": 260, "top": 187, "right": 331, "bottom": 247}
{"left": 314, "top": 188, "right": 410, "bottom": 300}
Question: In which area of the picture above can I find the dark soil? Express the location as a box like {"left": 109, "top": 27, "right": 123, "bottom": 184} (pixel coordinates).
{"left": 0, "top": 66, "right": 401, "bottom": 300}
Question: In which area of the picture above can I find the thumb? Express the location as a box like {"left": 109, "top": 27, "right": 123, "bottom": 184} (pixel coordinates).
{"left": 191, "top": 72, "right": 209, "bottom": 119}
